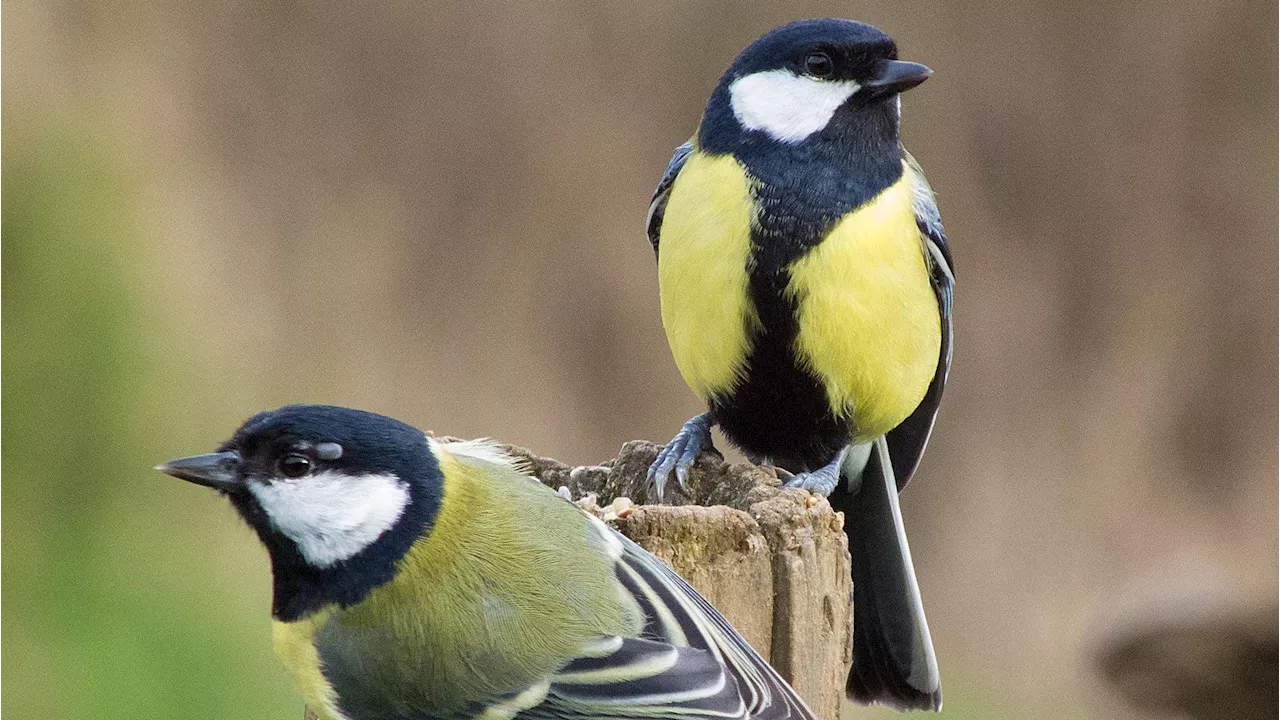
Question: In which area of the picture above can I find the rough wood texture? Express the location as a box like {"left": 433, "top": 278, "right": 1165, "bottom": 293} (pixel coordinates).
{"left": 305, "top": 441, "right": 853, "bottom": 720}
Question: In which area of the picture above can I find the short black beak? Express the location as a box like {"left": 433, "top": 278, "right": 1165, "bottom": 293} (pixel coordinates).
{"left": 156, "top": 451, "right": 243, "bottom": 492}
{"left": 862, "top": 59, "right": 933, "bottom": 98}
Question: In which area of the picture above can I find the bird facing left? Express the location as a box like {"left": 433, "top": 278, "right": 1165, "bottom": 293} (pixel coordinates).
{"left": 157, "top": 404, "right": 817, "bottom": 720}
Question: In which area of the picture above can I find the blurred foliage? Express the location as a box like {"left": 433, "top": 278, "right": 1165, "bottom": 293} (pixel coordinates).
{"left": 0, "top": 128, "right": 1008, "bottom": 719}
{"left": 2, "top": 124, "right": 299, "bottom": 718}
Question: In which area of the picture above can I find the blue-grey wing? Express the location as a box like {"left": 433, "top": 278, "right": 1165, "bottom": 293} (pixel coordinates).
{"left": 886, "top": 151, "right": 955, "bottom": 490}
{"left": 646, "top": 140, "right": 694, "bottom": 255}
{"left": 514, "top": 522, "right": 816, "bottom": 720}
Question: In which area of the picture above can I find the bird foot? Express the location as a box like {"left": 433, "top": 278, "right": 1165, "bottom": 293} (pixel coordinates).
{"left": 782, "top": 447, "right": 849, "bottom": 497}
{"left": 647, "top": 413, "right": 714, "bottom": 502}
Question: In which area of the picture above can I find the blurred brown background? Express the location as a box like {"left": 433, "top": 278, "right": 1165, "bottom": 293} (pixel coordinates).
{"left": 4, "top": 1, "right": 1276, "bottom": 719}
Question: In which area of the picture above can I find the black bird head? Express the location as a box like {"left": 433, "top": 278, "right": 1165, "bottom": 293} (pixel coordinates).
{"left": 699, "top": 19, "right": 930, "bottom": 174}
{"left": 157, "top": 404, "right": 443, "bottom": 621}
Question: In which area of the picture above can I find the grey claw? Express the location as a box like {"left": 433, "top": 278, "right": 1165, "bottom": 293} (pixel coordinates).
{"left": 648, "top": 454, "right": 675, "bottom": 499}
{"left": 781, "top": 447, "right": 849, "bottom": 497}
{"left": 647, "top": 413, "right": 714, "bottom": 502}
{"left": 675, "top": 463, "right": 690, "bottom": 490}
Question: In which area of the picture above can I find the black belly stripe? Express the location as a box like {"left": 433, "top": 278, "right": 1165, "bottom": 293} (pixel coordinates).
{"left": 711, "top": 177, "right": 863, "bottom": 472}
{"left": 710, "top": 267, "right": 850, "bottom": 473}
{"left": 699, "top": 113, "right": 909, "bottom": 474}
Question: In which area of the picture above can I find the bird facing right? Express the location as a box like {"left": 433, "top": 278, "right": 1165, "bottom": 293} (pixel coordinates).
{"left": 645, "top": 19, "right": 954, "bottom": 712}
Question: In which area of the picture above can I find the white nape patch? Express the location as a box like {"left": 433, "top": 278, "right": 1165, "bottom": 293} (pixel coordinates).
{"left": 729, "top": 69, "right": 861, "bottom": 143}
{"left": 433, "top": 437, "right": 521, "bottom": 471}
{"left": 248, "top": 471, "right": 409, "bottom": 568}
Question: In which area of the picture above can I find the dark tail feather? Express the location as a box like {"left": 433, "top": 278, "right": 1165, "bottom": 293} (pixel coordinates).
{"left": 830, "top": 437, "right": 941, "bottom": 711}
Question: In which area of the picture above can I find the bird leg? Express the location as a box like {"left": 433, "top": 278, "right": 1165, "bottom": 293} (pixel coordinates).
{"left": 782, "top": 446, "right": 850, "bottom": 497}
{"left": 647, "top": 412, "right": 714, "bottom": 501}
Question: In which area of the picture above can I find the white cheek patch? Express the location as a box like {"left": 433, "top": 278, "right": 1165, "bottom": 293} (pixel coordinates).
{"left": 248, "top": 471, "right": 410, "bottom": 568}
{"left": 729, "top": 69, "right": 861, "bottom": 143}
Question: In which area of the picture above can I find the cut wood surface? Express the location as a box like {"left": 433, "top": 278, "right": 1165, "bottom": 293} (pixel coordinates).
{"left": 305, "top": 440, "right": 853, "bottom": 720}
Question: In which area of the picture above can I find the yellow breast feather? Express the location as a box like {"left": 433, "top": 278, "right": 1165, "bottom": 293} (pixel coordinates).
{"left": 785, "top": 170, "right": 941, "bottom": 440}
{"left": 274, "top": 608, "right": 343, "bottom": 720}
{"left": 657, "top": 151, "right": 759, "bottom": 401}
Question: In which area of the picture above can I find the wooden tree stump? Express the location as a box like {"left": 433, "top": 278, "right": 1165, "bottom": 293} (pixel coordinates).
{"left": 305, "top": 440, "right": 853, "bottom": 720}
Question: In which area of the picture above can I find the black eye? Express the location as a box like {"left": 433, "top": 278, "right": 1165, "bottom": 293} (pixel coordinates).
{"left": 804, "top": 52, "right": 834, "bottom": 78}
{"left": 278, "top": 454, "right": 312, "bottom": 478}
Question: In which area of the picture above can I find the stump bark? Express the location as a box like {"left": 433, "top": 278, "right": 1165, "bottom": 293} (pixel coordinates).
{"left": 305, "top": 440, "right": 853, "bottom": 720}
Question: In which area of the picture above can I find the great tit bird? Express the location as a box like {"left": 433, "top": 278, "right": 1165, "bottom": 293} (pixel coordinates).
{"left": 158, "top": 404, "right": 817, "bottom": 720}
{"left": 644, "top": 19, "right": 953, "bottom": 711}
